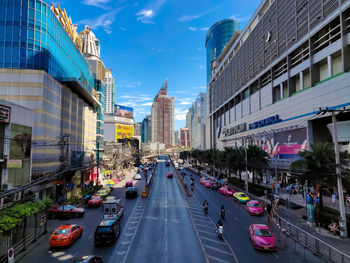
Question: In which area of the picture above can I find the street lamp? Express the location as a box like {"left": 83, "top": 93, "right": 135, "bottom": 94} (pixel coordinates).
{"left": 318, "top": 106, "right": 349, "bottom": 238}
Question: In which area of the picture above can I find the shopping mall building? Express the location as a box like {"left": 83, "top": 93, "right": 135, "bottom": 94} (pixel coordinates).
{"left": 0, "top": 0, "right": 102, "bottom": 200}
{"left": 209, "top": 0, "right": 350, "bottom": 174}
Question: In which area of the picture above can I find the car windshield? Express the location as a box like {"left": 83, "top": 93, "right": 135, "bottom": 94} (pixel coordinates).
{"left": 252, "top": 203, "right": 261, "bottom": 207}
{"left": 255, "top": 229, "right": 272, "bottom": 237}
{"left": 238, "top": 194, "right": 246, "bottom": 197}
{"left": 54, "top": 229, "right": 69, "bottom": 235}
{"left": 63, "top": 205, "right": 75, "bottom": 210}
{"left": 96, "top": 227, "right": 111, "bottom": 233}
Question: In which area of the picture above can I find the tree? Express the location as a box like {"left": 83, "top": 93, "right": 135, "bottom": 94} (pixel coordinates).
{"left": 246, "top": 145, "right": 269, "bottom": 185}
{"left": 290, "top": 142, "right": 346, "bottom": 207}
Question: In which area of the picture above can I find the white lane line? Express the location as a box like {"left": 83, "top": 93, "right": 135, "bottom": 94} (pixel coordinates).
{"left": 234, "top": 217, "right": 238, "bottom": 221}
{"left": 273, "top": 253, "right": 279, "bottom": 259}
{"left": 243, "top": 225, "right": 248, "bottom": 230}
{"left": 117, "top": 251, "right": 126, "bottom": 255}
{"left": 193, "top": 218, "right": 211, "bottom": 224}
{"left": 128, "top": 226, "right": 137, "bottom": 230}
{"left": 197, "top": 229, "right": 217, "bottom": 236}
{"left": 207, "top": 255, "right": 231, "bottom": 263}
{"left": 165, "top": 167, "right": 168, "bottom": 263}
{"left": 121, "top": 240, "right": 131, "bottom": 245}
{"left": 200, "top": 236, "right": 226, "bottom": 245}
{"left": 124, "top": 233, "right": 133, "bottom": 237}
{"left": 195, "top": 222, "right": 216, "bottom": 229}
{"left": 203, "top": 245, "right": 233, "bottom": 255}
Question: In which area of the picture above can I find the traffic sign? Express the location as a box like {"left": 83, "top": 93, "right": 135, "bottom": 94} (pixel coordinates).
{"left": 8, "top": 247, "right": 14, "bottom": 263}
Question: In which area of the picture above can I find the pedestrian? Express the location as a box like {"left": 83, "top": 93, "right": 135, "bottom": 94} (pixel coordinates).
{"left": 332, "top": 193, "right": 336, "bottom": 204}
{"left": 286, "top": 185, "right": 290, "bottom": 195}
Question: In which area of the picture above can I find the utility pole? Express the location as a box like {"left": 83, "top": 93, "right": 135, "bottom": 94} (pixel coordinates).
{"left": 245, "top": 137, "right": 248, "bottom": 192}
{"left": 96, "top": 141, "right": 100, "bottom": 186}
{"left": 318, "top": 107, "right": 349, "bottom": 238}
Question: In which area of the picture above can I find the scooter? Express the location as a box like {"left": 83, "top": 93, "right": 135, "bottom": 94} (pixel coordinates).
{"left": 204, "top": 205, "right": 208, "bottom": 215}
{"left": 217, "top": 225, "right": 224, "bottom": 240}
{"left": 221, "top": 209, "right": 225, "bottom": 219}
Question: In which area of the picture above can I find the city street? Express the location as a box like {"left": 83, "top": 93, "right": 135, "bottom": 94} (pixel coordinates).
{"left": 183, "top": 170, "right": 320, "bottom": 263}
{"left": 18, "top": 169, "right": 147, "bottom": 263}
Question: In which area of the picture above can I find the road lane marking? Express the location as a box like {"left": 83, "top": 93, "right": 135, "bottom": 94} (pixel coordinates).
{"left": 197, "top": 229, "right": 217, "bottom": 236}
{"left": 117, "top": 251, "right": 126, "bottom": 255}
{"left": 121, "top": 240, "right": 131, "bottom": 245}
{"left": 195, "top": 222, "right": 216, "bottom": 229}
{"left": 203, "top": 245, "right": 233, "bottom": 255}
{"left": 273, "top": 253, "right": 279, "bottom": 258}
{"left": 200, "top": 236, "right": 226, "bottom": 245}
{"left": 124, "top": 233, "right": 133, "bottom": 237}
{"left": 193, "top": 218, "right": 211, "bottom": 224}
{"left": 207, "top": 255, "right": 232, "bottom": 263}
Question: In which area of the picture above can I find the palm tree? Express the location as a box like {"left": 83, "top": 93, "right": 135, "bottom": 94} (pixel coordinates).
{"left": 246, "top": 145, "right": 270, "bottom": 185}
{"left": 290, "top": 142, "right": 345, "bottom": 207}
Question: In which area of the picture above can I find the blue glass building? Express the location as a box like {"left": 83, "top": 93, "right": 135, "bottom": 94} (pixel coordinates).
{"left": 205, "top": 19, "right": 238, "bottom": 82}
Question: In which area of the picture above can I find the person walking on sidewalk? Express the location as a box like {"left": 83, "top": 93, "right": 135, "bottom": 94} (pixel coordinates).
{"left": 332, "top": 193, "right": 336, "bottom": 204}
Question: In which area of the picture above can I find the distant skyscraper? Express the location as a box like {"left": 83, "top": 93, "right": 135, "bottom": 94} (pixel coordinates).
{"left": 134, "top": 122, "right": 142, "bottom": 137}
{"left": 151, "top": 80, "right": 174, "bottom": 147}
{"left": 141, "top": 115, "right": 152, "bottom": 143}
{"left": 180, "top": 128, "right": 190, "bottom": 147}
{"left": 105, "top": 69, "right": 116, "bottom": 114}
{"left": 206, "top": 19, "right": 238, "bottom": 82}
{"left": 174, "top": 130, "right": 180, "bottom": 145}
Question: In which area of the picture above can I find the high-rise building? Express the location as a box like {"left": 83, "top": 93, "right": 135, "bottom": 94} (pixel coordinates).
{"left": 151, "top": 81, "right": 174, "bottom": 148}
{"left": 79, "top": 25, "right": 106, "bottom": 163}
{"left": 180, "top": 128, "right": 190, "bottom": 148}
{"left": 199, "top": 92, "right": 210, "bottom": 150}
{"left": 141, "top": 115, "right": 152, "bottom": 143}
{"left": 0, "top": 2, "right": 100, "bottom": 197}
{"left": 134, "top": 122, "right": 142, "bottom": 137}
{"left": 206, "top": 19, "right": 238, "bottom": 82}
{"left": 105, "top": 69, "right": 116, "bottom": 114}
{"left": 174, "top": 130, "right": 180, "bottom": 146}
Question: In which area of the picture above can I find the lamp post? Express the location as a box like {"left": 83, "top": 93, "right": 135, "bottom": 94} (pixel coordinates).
{"left": 245, "top": 137, "right": 248, "bottom": 192}
{"left": 318, "top": 107, "right": 349, "bottom": 238}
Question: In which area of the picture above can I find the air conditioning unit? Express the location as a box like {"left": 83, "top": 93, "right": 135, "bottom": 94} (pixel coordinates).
{"left": 1, "top": 184, "right": 8, "bottom": 190}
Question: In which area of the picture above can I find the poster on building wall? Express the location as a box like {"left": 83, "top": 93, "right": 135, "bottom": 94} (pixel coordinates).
{"left": 114, "top": 104, "right": 133, "bottom": 119}
{"left": 115, "top": 124, "right": 134, "bottom": 140}
{"left": 250, "top": 128, "right": 308, "bottom": 160}
{"left": 10, "top": 124, "right": 32, "bottom": 160}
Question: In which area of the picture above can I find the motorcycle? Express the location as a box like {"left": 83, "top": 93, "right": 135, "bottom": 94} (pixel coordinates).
{"left": 204, "top": 205, "right": 208, "bottom": 215}
{"left": 217, "top": 225, "right": 224, "bottom": 240}
{"left": 220, "top": 209, "right": 225, "bottom": 219}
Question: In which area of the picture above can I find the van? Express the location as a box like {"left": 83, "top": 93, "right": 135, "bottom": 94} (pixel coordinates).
{"left": 94, "top": 219, "right": 121, "bottom": 245}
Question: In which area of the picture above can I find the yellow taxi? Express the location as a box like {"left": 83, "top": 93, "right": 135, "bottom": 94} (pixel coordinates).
{"left": 233, "top": 192, "right": 250, "bottom": 204}
{"left": 97, "top": 189, "right": 110, "bottom": 199}
{"left": 105, "top": 180, "right": 116, "bottom": 186}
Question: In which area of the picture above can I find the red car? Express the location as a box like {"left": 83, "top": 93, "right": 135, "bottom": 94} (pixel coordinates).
{"left": 87, "top": 196, "right": 103, "bottom": 207}
{"left": 49, "top": 224, "right": 83, "bottom": 248}
{"left": 203, "top": 180, "right": 212, "bottom": 188}
{"left": 219, "top": 186, "right": 235, "bottom": 196}
{"left": 48, "top": 205, "right": 85, "bottom": 219}
{"left": 125, "top": 180, "right": 133, "bottom": 187}
{"left": 167, "top": 173, "right": 173, "bottom": 178}
{"left": 249, "top": 224, "right": 277, "bottom": 251}
{"left": 247, "top": 201, "right": 264, "bottom": 216}
{"left": 200, "top": 177, "right": 207, "bottom": 185}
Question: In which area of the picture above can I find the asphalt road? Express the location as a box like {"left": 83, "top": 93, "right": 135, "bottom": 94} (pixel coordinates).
{"left": 18, "top": 168, "right": 147, "bottom": 263}
{"left": 183, "top": 169, "right": 320, "bottom": 263}
{"left": 115, "top": 156, "right": 206, "bottom": 263}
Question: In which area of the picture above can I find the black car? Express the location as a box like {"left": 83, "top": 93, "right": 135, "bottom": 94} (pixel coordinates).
{"left": 72, "top": 255, "right": 103, "bottom": 263}
{"left": 211, "top": 183, "right": 219, "bottom": 190}
{"left": 165, "top": 162, "right": 170, "bottom": 167}
{"left": 125, "top": 187, "right": 138, "bottom": 198}
{"left": 94, "top": 219, "right": 121, "bottom": 245}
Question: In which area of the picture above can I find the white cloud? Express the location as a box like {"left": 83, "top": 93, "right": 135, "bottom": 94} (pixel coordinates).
{"left": 188, "top": 27, "right": 197, "bottom": 31}
{"left": 230, "top": 14, "right": 250, "bottom": 22}
{"left": 118, "top": 80, "right": 142, "bottom": 88}
{"left": 119, "top": 95, "right": 151, "bottom": 101}
{"left": 176, "top": 98, "right": 192, "bottom": 105}
{"left": 192, "top": 86, "right": 206, "bottom": 90}
{"left": 136, "top": 0, "right": 166, "bottom": 24}
{"left": 198, "top": 65, "right": 205, "bottom": 69}
{"left": 78, "top": 9, "right": 121, "bottom": 34}
{"left": 188, "top": 27, "right": 209, "bottom": 32}
{"left": 120, "top": 26, "right": 127, "bottom": 31}
{"left": 175, "top": 108, "right": 188, "bottom": 120}
{"left": 197, "top": 47, "right": 203, "bottom": 51}
{"left": 179, "top": 7, "right": 216, "bottom": 22}
{"left": 141, "top": 102, "right": 153, "bottom": 106}
{"left": 82, "top": 0, "right": 112, "bottom": 9}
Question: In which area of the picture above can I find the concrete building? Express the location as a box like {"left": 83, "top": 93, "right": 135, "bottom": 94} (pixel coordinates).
{"left": 180, "top": 128, "right": 190, "bottom": 148}
{"left": 134, "top": 122, "right": 141, "bottom": 137}
{"left": 174, "top": 130, "right": 180, "bottom": 146}
{"left": 208, "top": 0, "right": 350, "bottom": 176}
{"left": 206, "top": 19, "right": 239, "bottom": 82}
{"left": 151, "top": 81, "right": 175, "bottom": 148}
{"left": 105, "top": 69, "right": 116, "bottom": 114}
{"left": 141, "top": 115, "right": 152, "bottom": 143}
{"left": 198, "top": 92, "right": 210, "bottom": 150}
{"left": 0, "top": 2, "right": 101, "bottom": 199}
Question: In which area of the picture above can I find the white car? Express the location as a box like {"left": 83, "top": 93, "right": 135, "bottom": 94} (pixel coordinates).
{"left": 134, "top": 174, "right": 142, "bottom": 180}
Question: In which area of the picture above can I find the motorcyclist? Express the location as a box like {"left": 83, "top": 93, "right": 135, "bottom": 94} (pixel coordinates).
{"left": 217, "top": 219, "right": 224, "bottom": 227}
{"left": 203, "top": 200, "right": 208, "bottom": 208}
{"left": 221, "top": 205, "right": 225, "bottom": 211}
{"left": 191, "top": 182, "right": 194, "bottom": 191}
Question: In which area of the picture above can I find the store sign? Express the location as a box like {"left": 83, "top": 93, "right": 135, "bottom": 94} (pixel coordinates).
{"left": 7, "top": 159, "right": 22, "bottom": 168}
{"left": 0, "top": 105, "right": 11, "bottom": 123}
{"left": 249, "top": 115, "right": 282, "bottom": 130}
{"left": 221, "top": 123, "right": 246, "bottom": 137}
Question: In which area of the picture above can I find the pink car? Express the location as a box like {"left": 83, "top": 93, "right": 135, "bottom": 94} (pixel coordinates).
{"left": 125, "top": 180, "right": 133, "bottom": 187}
{"left": 247, "top": 201, "right": 264, "bottom": 216}
{"left": 219, "top": 186, "right": 234, "bottom": 196}
{"left": 200, "top": 177, "right": 207, "bottom": 185}
{"left": 249, "top": 224, "right": 276, "bottom": 251}
{"left": 203, "top": 180, "right": 212, "bottom": 188}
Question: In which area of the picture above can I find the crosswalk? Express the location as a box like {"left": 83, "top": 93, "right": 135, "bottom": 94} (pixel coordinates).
{"left": 185, "top": 196, "right": 239, "bottom": 263}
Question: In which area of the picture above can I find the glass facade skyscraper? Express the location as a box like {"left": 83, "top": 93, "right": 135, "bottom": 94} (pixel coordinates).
{"left": 205, "top": 19, "right": 238, "bottom": 82}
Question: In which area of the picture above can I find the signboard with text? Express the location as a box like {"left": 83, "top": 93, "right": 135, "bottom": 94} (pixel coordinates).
{"left": 115, "top": 124, "right": 133, "bottom": 140}
{"left": 0, "top": 104, "right": 11, "bottom": 123}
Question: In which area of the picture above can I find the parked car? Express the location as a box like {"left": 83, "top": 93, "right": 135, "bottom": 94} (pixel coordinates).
{"left": 49, "top": 224, "right": 83, "bottom": 248}
{"left": 134, "top": 174, "right": 142, "bottom": 180}
{"left": 200, "top": 177, "right": 207, "bottom": 185}
{"left": 72, "top": 255, "right": 103, "bottom": 263}
{"left": 247, "top": 200, "right": 264, "bottom": 216}
{"left": 167, "top": 173, "right": 173, "bottom": 178}
{"left": 249, "top": 224, "right": 276, "bottom": 251}
{"left": 94, "top": 219, "right": 121, "bottom": 245}
{"left": 125, "top": 180, "right": 133, "bottom": 187}
{"left": 125, "top": 187, "right": 138, "bottom": 198}
{"left": 219, "top": 186, "right": 234, "bottom": 196}
{"left": 88, "top": 196, "right": 103, "bottom": 208}
{"left": 203, "top": 180, "right": 212, "bottom": 188}
{"left": 96, "top": 189, "right": 110, "bottom": 200}
{"left": 233, "top": 192, "right": 250, "bottom": 203}
{"left": 48, "top": 205, "right": 85, "bottom": 219}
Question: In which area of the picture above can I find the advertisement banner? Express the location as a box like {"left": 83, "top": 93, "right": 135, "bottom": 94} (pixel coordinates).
{"left": 116, "top": 124, "right": 134, "bottom": 140}
{"left": 250, "top": 128, "right": 308, "bottom": 160}
{"left": 114, "top": 104, "right": 133, "bottom": 119}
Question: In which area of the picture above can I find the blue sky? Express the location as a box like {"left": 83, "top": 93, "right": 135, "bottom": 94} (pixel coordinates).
{"left": 55, "top": 0, "right": 261, "bottom": 130}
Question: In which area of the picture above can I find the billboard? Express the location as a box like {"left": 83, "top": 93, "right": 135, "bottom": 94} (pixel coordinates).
{"left": 116, "top": 124, "right": 134, "bottom": 140}
{"left": 250, "top": 127, "right": 308, "bottom": 160}
{"left": 114, "top": 104, "right": 133, "bottom": 119}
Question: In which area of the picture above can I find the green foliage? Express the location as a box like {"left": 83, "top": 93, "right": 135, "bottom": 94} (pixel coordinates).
{"left": 67, "top": 194, "right": 82, "bottom": 205}
{"left": 83, "top": 187, "right": 95, "bottom": 196}
{"left": 0, "top": 198, "right": 53, "bottom": 234}
{"left": 315, "top": 206, "right": 350, "bottom": 232}
{"left": 228, "top": 177, "right": 272, "bottom": 196}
